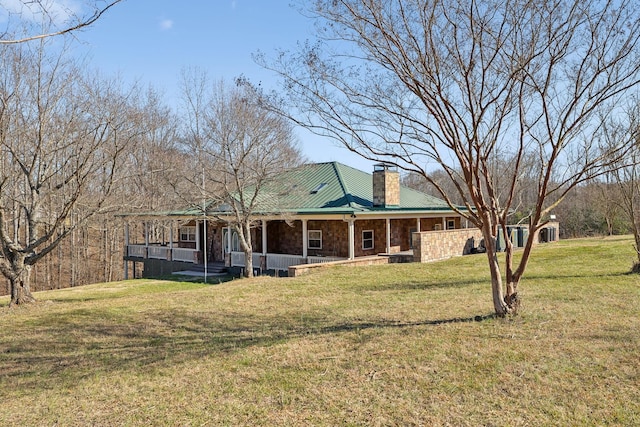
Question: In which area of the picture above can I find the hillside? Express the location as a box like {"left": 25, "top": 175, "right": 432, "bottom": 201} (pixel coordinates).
{"left": 1, "top": 236, "right": 639, "bottom": 426}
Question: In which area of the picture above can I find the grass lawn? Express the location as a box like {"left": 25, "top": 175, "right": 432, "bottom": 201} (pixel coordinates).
{"left": 1, "top": 236, "right": 639, "bottom": 426}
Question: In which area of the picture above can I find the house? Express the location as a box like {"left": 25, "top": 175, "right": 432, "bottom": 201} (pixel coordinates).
{"left": 122, "top": 162, "right": 546, "bottom": 278}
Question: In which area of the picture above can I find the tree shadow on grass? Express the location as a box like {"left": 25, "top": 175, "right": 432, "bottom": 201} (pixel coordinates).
{"left": 523, "top": 271, "right": 631, "bottom": 281}
{"left": 0, "top": 306, "right": 495, "bottom": 396}
{"left": 365, "top": 277, "right": 487, "bottom": 292}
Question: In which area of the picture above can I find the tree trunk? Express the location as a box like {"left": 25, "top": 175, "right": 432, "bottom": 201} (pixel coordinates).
{"left": 484, "top": 241, "right": 509, "bottom": 317}
{"left": 10, "top": 266, "right": 35, "bottom": 306}
{"left": 244, "top": 248, "right": 254, "bottom": 278}
{"left": 502, "top": 241, "right": 521, "bottom": 313}
{"left": 481, "top": 224, "right": 513, "bottom": 317}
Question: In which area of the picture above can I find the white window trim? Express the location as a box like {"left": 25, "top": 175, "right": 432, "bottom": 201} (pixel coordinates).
{"left": 308, "top": 230, "right": 322, "bottom": 249}
{"left": 180, "top": 226, "right": 197, "bottom": 242}
{"left": 362, "top": 230, "right": 374, "bottom": 250}
{"left": 447, "top": 220, "right": 456, "bottom": 230}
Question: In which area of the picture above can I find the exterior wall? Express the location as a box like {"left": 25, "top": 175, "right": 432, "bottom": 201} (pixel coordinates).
{"left": 263, "top": 217, "right": 461, "bottom": 257}
{"left": 307, "top": 220, "right": 348, "bottom": 258}
{"left": 267, "top": 220, "right": 304, "bottom": 255}
{"left": 413, "top": 229, "right": 483, "bottom": 263}
{"left": 390, "top": 218, "right": 418, "bottom": 252}
{"left": 211, "top": 223, "right": 225, "bottom": 262}
{"left": 250, "top": 226, "right": 263, "bottom": 253}
{"left": 353, "top": 219, "right": 386, "bottom": 257}
{"left": 419, "top": 217, "right": 442, "bottom": 231}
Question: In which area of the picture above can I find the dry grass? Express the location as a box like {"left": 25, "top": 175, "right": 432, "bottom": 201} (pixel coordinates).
{"left": 0, "top": 236, "right": 639, "bottom": 426}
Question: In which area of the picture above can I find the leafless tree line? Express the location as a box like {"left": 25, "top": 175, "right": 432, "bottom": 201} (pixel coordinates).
{"left": 0, "top": 37, "right": 303, "bottom": 302}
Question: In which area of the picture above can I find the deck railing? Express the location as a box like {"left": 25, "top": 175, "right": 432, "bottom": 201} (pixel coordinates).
{"left": 172, "top": 248, "right": 198, "bottom": 263}
{"left": 231, "top": 252, "right": 345, "bottom": 271}
{"left": 147, "top": 246, "right": 171, "bottom": 260}
{"left": 266, "top": 254, "right": 307, "bottom": 271}
{"left": 127, "top": 245, "right": 147, "bottom": 258}
{"left": 230, "top": 252, "right": 262, "bottom": 268}
{"left": 126, "top": 245, "right": 345, "bottom": 269}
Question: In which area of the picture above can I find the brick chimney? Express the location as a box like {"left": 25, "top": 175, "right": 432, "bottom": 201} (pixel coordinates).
{"left": 372, "top": 163, "right": 400, "bottom": 207}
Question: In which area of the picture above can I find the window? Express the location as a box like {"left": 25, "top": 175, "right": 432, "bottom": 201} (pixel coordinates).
{"left": 308, "top": 230, "right": 322, "bottom": 249}
{"left": 180, "top": 226, "right": 196, "bottom": 242}
{"left": 447, "top": 220, "right": 456, "bottom": 230}
{"left": 362, "top": 230, "right": 374, "bottom": 250}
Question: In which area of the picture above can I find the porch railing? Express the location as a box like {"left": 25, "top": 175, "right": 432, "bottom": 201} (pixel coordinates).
{"left": 266, "top": 254, "right": 307, "bottom": 271}
{"left": 229, "top": 252, "right": 345, "bottom": 271}
{"left": 127, "top": 245, "right": 147, "bottom": 258}
{"left": 147, "top": 246, "right": 171, "bottom": 260}
{"left": 126, "top": 244, "right": 345, "bottom": 269}
{"left": 172, "top": 248, "right": 198, "bottom": 263}
{"left": 230, "top": 252, "right": 262, "bottom": 268}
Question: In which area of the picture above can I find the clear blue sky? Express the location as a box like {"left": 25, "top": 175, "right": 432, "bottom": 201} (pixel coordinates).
{"left": 71, "top": 0, "right": 375, "bottom": 172}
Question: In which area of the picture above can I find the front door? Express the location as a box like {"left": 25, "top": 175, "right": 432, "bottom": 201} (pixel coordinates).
{"left": 222, "top": 227, "right": 240, "bottom": 258}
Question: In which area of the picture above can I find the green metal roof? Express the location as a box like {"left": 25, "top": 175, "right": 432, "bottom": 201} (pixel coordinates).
{"left": 134, "top": 162, "right": 457, "bottom": 218}
{"left": 207, "top": 161, "right": 454, "bottom": 216}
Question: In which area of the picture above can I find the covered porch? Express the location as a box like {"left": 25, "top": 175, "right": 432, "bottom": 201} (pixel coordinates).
{"left": 123, "top": 212, "right": 465, "bottom": 278}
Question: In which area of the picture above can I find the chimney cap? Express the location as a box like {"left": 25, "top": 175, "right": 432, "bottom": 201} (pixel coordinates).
{"left": 374, "top": 163, "right": 398, "bottom": 172}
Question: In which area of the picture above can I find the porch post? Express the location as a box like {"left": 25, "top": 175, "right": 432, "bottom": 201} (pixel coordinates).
{"left": 348, "top": 219, "right": 355, "bottom": 260}
{"left": 261, "top": 219, "right": 267, "bottom": 255}
{"left": 386, "top": 218, "right": 391, "bottom": 254}
{"left": 144, "top": 221, "right": 149, "bottom": 246}
{"left": 442, "top": 217, "right": 446, "bottom": 230}
{"left": 227, "top": 222, "right": 232, "bottom": 252}
{"left": 302, "top": 218, "right": 308, "bottom": 258}
{"left": 169, "top": 222, "right": 174, "bottom": 249}
{"left": 416, "top": 218, "right": 421, "bottom": 232}
{"left": 169, "top": 221, "right": 174, "bottom": 262}
{"left": 195, "top": 220, "right": 201, "bottom": 252}
{"left": 124, "top": 222, "right": 129, "bottom": 280}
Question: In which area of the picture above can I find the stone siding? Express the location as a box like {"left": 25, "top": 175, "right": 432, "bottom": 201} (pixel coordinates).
{"left": 413, "top": 229, "right": 483, "bottom": 263}
{"left": 373, "top": 169, "right": 400, "bottom": 206}
{"left": 353, "top": 219, "right": 386, "bottom": 256}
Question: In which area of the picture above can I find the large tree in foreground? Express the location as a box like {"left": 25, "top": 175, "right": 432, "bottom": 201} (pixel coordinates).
{"left": 0, "top": 41, "right": 138, "bottom": 305}
{"left": 602, "top": 101, "right": 640, "bottom": 267}
{"left": 261, "top": 0, "right": 640, "bottom": 315}
{"left": 180, "top": 73, "right": 304, "bottom": 278}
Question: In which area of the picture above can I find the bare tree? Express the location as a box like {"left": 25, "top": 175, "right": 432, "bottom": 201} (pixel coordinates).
{"left": 602, "top": 103, "right": 640, "bottom": 267}
{"left": 180, "top": 72, "right": 304, "bottom": 278}
{"left": 261, "top": 0, "right": 640, "bottom": 315}
{"left": 0, "top": 40, "right": 138, "bottom": 305}
{"left": 0, "top": 0, "right": 121, "bottom": 44}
